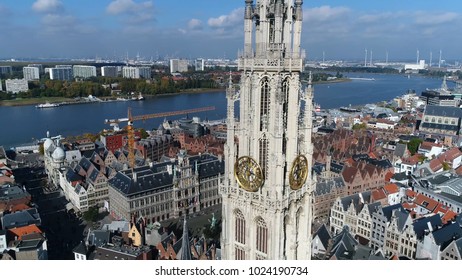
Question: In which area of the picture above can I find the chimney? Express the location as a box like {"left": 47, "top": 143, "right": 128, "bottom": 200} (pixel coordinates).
{"left": 132, "top": 171, "right": 137, "bottom": 182}
{"left": 427, "top": 221, "right": 433, "bottom": 232}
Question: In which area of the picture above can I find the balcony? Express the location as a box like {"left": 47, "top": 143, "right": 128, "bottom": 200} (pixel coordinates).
{"left": 238, "top": 57, "right": 303, "bottom": 72}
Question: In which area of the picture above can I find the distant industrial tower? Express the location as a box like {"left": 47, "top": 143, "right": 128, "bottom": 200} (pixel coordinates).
{"left": 221, "top": 0, "right": 314, "bottom": 260}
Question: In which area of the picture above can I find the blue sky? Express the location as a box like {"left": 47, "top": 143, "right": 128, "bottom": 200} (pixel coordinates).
{"left": 1, "top": 0, "right": 461, "bottom": 61}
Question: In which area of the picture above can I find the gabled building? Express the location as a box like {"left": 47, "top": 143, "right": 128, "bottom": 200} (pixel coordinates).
{"left": 416, "top": 222, "right": 462, "bottom": 260}
{"left": 313, "top": 177, "right": 345, "bottom": 219}
{"left": 441, "top": 237, "right": 462, "bottom": 260}
{"left": 370, "top": 204, "right": 406, "bottom": 250}
{"left": 311, "top": 224, "right": 331, "bottom": 259}
{"left": 324, "top": 226, "right": 359, "bottom": 260}
{"left": 329, "top": 191, "right": 373, "bottom": 235}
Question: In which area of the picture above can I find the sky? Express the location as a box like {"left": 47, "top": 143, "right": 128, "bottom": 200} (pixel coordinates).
{"left": 1, "top": 0, "right": 462, "bottom": 61}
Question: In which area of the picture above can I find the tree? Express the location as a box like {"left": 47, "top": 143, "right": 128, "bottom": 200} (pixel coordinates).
{"left": 139, "top": 128, "right": 149, "bottom": 139}
{"left": 352, "top": 123, "right": 367, "bottom": 130}
{"left": 442, "top": 162, "right": 450, "bottom": 171}
{"left": 82, "top": 207, "right": 99, "bottom": 222}
{"left": 407, "top": 138, "right": 423, "bottom": 155}
{"left": 38, "top": 143, "right": 44, "bottom": 155}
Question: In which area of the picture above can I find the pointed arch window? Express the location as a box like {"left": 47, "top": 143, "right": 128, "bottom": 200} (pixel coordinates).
{"left": 260, "top": 78, "right": 270, "bottom": 130}
{"left": 256, "top": 217, "right": 268, "bottom": 259}
{"left": 259, "top": 137, "right": 268, "bottom": 178}
{"left": 234, "top": 209, "right": 246, "bottom": 260}
{"left": 282, "top": 78, "right": 289, "bottom": 154}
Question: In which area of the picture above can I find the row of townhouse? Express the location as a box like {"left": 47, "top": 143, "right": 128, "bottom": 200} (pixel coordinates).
{"left": 329, "top": 188, "right": 462, "bottom": 259}
{"left": 57, "top": 148, "right": 129, "bottom": 212}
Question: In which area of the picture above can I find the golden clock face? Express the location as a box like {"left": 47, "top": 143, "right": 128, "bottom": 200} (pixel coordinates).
{"left": 289, "top": 155, "right": 308, "bottom": 190}
{"left": 234, "top": 156, "right": 264, "bottom": 192}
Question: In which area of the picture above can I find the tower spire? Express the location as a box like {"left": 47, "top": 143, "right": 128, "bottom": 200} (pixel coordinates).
{"left": 178, "top": 216, "right": 192, "bottom": 260}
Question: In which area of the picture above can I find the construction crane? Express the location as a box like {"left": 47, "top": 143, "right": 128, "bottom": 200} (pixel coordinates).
{"left": 104, "top": 106, "right": 215, "bottom": 168}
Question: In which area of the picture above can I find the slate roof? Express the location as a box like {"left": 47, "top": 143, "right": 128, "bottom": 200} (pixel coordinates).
{"left": 313, "top": 224, "right": 331, "bottom": 250}
{"left": 1, "top": 208, "right": 41, "bottom": 229}
{"left": 392, "top": 208, "right": 410, "bottom": 232}
{"left": 454, "top": 237, "right": 462, "bottom": 255}
{"left": 412, "top": 215, "right": 443, "bottom": 240}
{"left": 87, "top": 230, "right": 111, "bottom": 247}
{"left": 394, "top": 143, "right": 408, "bottom": 158}
{"left": 73, "top": 241, "right": 87, "bottom": 255}
{"left": 102, "top": 221, "right": 130, "bottom": 233}
{"left": 391, "top": 172, "right": 408, "bottom": 181}
{"left": 160, "top": 232, "right": 176, "bottom": 249}
{"left": 315, "top": 177, "right": 345, "bottom": 196}
{"left": 327, "top": 226, "right": 358, "bottom": 260}
{"left": 0, "top": 184, "right": 30, "bottom": 202}
{"left": 432, "top": 222, "right": 462, "bottom": 251}
{"left": 339, "top": 191, "right": 371, "bottom": 213}
{"left": 190, "top": 154, "right": 225, "bottom": 179}
{"left": 367, "top": 202, "right": 381, "bottom": 215}
{"left": 381, "top": 204, "right": 405, "bottom": 222}
{"left": 65, "top": 168, "right": 83, "bottom": 183}
{"left": 424, "top": 105, "right": 462, "bottom": 118}
{"left": 420, "top": 122, "right": 459, "bottom": 132}
{"left": 109, "top": 154, "right": 224, "bottom": 197}
{"left": 109, "top": 165, "right": 174, "bottom": 197}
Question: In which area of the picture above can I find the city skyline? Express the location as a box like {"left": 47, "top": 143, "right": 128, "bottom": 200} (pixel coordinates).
{"left": 1, "top": 0, "right": 462, "bottom": 61}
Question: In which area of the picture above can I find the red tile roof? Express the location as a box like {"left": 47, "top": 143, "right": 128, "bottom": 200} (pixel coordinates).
{"left": 415, "top": 194, "right": 439, "bottom": 212}
{"left": 402, "top": 154, "right": 422, "bottom": 165}
{"left": 8, "top": 225, "right": 42, "bottom": 240}
{"left": 419, "top": 141, "right": 443, "bottom": 151}
{"left": 371, "top": 188, "right": 387, "bottom": 201}
{"left": 438, "top": 147, "right": 462, "bottom": 163}
{"left": 385, "top": 171, "right": 394, "bottom": 182}
{"left": 10, "top": 203, "right": 31, "bottom": 212}
{"left": 406, "top": 189, "right": 417, "bottom": 198}
{"left": 402, "top": 202, "right": 416, "bottom": 211}
{"left": 383, "top": 183, "right": 399, "bottom": 194}
{"left": 429, "top": 158, "right": 443, "bottom": 172}
{"left": 442, "top": 210, "right": 457, "bottom": 224}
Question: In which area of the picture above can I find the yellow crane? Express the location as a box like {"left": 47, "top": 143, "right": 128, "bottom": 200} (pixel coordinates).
{"left": 105, "top": 106, "right": 216, "bottom": 168}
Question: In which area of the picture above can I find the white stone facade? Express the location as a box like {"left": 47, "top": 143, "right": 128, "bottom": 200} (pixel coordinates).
{"left": 221, "top": 0, "right": 313, "bottom": 260}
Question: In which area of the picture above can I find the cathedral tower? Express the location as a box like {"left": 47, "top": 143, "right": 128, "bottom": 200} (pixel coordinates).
{"left": 220, "top": 0, "right": 314, "bottom": 260}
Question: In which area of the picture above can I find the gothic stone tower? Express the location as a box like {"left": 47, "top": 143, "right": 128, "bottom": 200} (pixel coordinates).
{"left": 220, "top": 0, "right": 314, "bottom": 260}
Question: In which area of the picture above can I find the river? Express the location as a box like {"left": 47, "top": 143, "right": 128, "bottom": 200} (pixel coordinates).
{"left": 1, "top": 73, "right": 445, "bottom": 149}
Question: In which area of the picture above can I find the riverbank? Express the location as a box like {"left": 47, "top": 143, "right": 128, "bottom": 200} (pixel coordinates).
{"left": 313, "top": 78, "right": 352, "bottom": 84}
{"left": 0, "top": 97, "right": 75, "bottom": 107}
{"left": 0, "top": 88, "right": 225, "bottom": 107}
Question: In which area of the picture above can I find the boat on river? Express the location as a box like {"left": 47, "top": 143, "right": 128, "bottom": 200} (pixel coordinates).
{"left": 36, "top": 102, "right": 60, "bottom": 108}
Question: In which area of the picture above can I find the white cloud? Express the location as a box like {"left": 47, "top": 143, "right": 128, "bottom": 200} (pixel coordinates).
{"left": 32, "top": 0, "right": 63, "bottom": 13}
{"left": 107, "top": 0, "right": 155, "bottom": 24}
{"left": 208, "top": 8, "right": 243, "bottom": 28}
{"left": 304, "top": 6, "right": 350, "bottom": 23}
{"left": 107, "top": 0, "right": 153, "bottom": 15}
{"left": 414, "top": 12, "right": 458, "bottom": 26}
{"left": 188, "top": 19, "right": 203, "bottom": 30}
